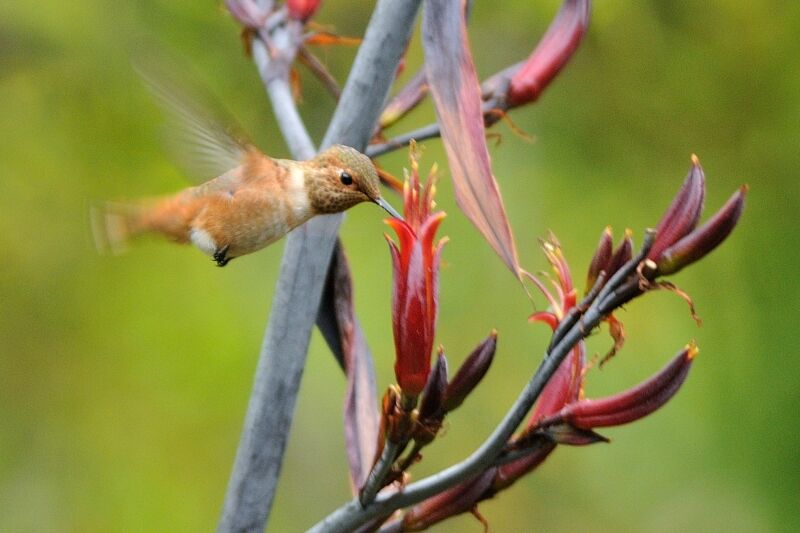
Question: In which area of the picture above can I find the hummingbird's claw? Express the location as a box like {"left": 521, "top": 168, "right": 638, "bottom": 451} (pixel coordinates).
{"left": 375, "top": 197, "right": 403, "bottom": 220}
{"left": 214, "top": 245, "right": 231, "bottom": 267}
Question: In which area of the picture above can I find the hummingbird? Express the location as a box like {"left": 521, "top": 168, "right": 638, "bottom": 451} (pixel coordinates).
{"left": 92, "top": 67, "right": 401, "bottom": 267}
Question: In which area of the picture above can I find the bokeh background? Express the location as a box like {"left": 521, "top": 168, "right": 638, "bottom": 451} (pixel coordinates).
{"left": 2, "top": 1, "right": 798, "bottom": 531}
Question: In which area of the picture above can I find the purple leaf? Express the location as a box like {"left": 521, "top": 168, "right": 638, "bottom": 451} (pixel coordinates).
{"left": 318, "top": 241, "right": 379, "bottom": 491}
{"left": 422, "top": 0, "right": 522, "bottom": 278}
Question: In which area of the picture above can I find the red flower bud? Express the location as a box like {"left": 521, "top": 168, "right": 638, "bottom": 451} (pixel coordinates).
{"left": 586, "top": 226, "right": 613, "bottom": 291}
{"left": 286, "top": 0, "right": 322, "bottom": 22}
{"left": 506, "top": 0, "right": 591, "bottom": 106}
{"left": 418, "top": 351, "right": 449, "bottom": 422}
{"left": 648, "top": 155, "right": 706, "bottom": 262}
{"left": 442, "top": 331, "right": 497, "bottom": 413}
{"left": 560, "top": 343, "right": 698, "bottom": 428}
{"left": 656, "top": 186, "right": 747, "bottom": 276}
{"left": 493, "top": 442, "right": 556, "bottom": 492}
{"left": 606, "top": 230, "right": 633, "bottom": 279}
{"left": 403, "top": 468, "right": 496, "bottom": 531}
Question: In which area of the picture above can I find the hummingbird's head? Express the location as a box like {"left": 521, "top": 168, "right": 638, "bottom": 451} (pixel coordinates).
{"left": 306, "top": 145, "right": 401, "bottom": 218}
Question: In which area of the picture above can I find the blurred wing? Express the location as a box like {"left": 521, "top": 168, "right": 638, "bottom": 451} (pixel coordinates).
{"left": 135, "top": 60, "right": 254, "bottom": 181}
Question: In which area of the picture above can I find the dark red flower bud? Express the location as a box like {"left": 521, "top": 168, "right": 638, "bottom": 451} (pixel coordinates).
{"left": 418, "top": 351, "right": 449, "bottom": 421}
{"left": 442, "top": 331, "right": 497, "bottom": 413}
{"left": 286, "top": 0, "right": 322, "bottom": 22}
{"left": 403, "top": 468, "right": 496, "bottom": 531}
{"left": 586, "top": 226, "right": 613, "bottom": 292}
{"left": 648, "top": 156, "right": 706, "bottom": 262}
{"left": 560, "top": 343, "right": 698, "bottom": 428}
{"left": 656, "top": 186, "right": 747, "bottom": 276}
{"left": 606, "top": 230, "right": 633, "bottom": 279}
{"left": 506, "top": 0, "right": 591, "bottom": 106}
{"left": 493, "top": 442, "right": 556, "bottom": 492}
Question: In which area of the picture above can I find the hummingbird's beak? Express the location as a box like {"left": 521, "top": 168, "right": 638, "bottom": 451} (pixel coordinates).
{"left": 375, "top": 197, "right": 404, "bottom": 220}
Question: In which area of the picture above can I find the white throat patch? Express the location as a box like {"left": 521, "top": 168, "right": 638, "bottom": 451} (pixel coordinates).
{"left": 288, "top": 165, "right": 310, "bottom": 217}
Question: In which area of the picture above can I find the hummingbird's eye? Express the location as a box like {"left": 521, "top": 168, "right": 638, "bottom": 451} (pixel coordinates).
{"left": 339, "top": 171, "right": 353, "bottom": 186}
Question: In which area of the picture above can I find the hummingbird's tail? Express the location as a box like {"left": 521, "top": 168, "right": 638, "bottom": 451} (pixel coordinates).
{"left": 90, "top": 201, "right": 145, "bottom": 255}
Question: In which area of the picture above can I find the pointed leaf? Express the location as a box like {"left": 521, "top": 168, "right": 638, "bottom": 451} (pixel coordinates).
{"left": 422, "top": 0, "right": 521, "bottom": 278}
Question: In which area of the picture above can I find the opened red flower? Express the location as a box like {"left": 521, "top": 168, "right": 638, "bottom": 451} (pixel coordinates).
{"left": 498, "top": 234, "right": 697, "bottom": 487}
{"left": 386, "top": 149, "right": 447, "bottom": 398}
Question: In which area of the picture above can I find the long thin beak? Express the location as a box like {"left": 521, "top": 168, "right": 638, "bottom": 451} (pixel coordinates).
{"left": 374, "top": 197, "right": 403, "bottom": 220}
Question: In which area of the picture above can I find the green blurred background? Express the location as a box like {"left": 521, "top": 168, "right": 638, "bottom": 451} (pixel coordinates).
{"left": 2, "top": 1, "right": 798, "bottom": 531}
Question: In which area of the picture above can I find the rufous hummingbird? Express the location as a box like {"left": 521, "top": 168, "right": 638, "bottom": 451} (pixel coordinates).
{"left": 92, "top": 68, "right": 401, "bottom": 266}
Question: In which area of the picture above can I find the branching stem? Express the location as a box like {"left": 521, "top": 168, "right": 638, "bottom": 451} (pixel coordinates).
{"left": 309, "top": 236, "right": 657, "bottom": 532}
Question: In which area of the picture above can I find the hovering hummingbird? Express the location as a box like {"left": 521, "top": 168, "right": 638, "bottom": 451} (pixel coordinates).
{"left": 92, "top": 67, "right": 401, "bottom": 267}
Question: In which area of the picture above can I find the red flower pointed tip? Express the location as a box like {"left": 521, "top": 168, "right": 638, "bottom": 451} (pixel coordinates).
{"left": 529, "top": 311, "right": 559, "bottom": 330}
{"left": 648, "top": 156, "right": 706, "bottom": 261}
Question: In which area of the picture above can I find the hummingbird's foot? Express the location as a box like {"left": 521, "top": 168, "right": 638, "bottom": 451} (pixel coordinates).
{"left": 213, "top": 246, "right": 231, "bottom": 267}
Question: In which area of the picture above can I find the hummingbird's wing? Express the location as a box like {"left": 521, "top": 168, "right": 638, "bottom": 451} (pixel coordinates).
{"left": 135, "top": 60, "right": 257, "bottom": 182}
